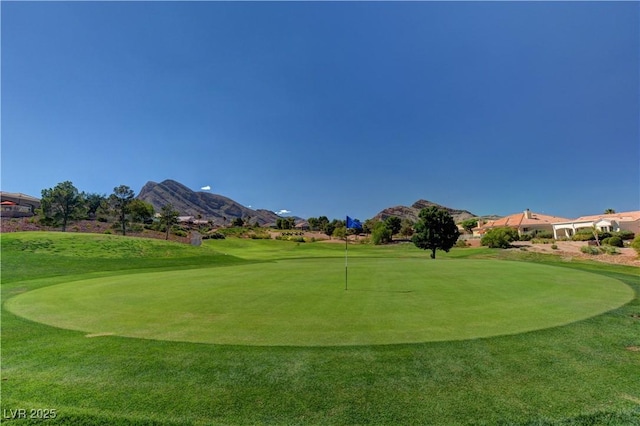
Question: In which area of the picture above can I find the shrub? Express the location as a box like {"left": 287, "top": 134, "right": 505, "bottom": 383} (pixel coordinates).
{"left": 614, "top": 230, "right": 635, "bottom": 240}
{"left": 454, "top": 239, "right": 468, "bottom": 248}
{"left": 535, "top": 231, "right": 554, "bottom": 239}
{"left": 129, "top": 224, "right": 144, "bottom": 233}
{"left": 605, "top": 236, "right": 623, "bottom": 247}
{"left": 531, "top": 238, "right": 554, "bottom": 244}
{"left": 481, "top": 227, "right": 519, "bottom": 248}
{"left": 631, "top": 235, "right": 640, "bottom": 255}
{"left": 203, "top": 232, "right": 225, "bottom": 240}
{"left": 519, "top": 233, "right": 533, "bottom": 241}
{"left": 572, "top": 231, "right": 594, "bottom": 241}
{"left": 551, "top": 244, "right": 558, "bottom": 250}
{"left": 599, "top": 245, "right": 619, "bottom": 255}
{"left": 580, "top": 246, "right": 600, "bottom": 255}
{"left": 248, "top": 232, "right": 271, "bottom": 240}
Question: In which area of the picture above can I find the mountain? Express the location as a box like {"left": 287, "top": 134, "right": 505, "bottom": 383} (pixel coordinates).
{"left": 372, "top": 199, "right": 476, "bottom": 224}
{"left": 137, "top": 180, "right": 283, "bottom": 226}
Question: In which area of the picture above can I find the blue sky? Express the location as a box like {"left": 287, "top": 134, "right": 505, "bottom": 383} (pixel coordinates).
{"left": 2, "top": 1, "right": 638, "bottom": 220}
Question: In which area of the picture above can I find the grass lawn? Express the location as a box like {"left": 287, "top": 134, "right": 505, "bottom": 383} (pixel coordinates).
{"left": 1, "top": 232, "right": 639, "bottom": 425}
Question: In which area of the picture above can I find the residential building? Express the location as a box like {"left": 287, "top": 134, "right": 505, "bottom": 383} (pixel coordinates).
{"left": 552, "top": 211, "right": 640, "bottom": 239}
{"left": 0, "top": 192, "right": 41, "bottom": 218}
{"left": 473, "top": 209, "right": 570, "bottom": 237}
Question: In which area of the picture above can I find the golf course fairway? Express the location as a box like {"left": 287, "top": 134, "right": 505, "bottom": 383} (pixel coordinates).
{"left": 7, "top": 258, "right": 633, "bottom": 346}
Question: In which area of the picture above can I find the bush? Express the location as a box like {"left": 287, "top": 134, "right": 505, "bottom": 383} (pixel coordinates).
{"left": 203, "top": 232, "right": 225, "bottom": 240}
{"left": 580, "top": 245, "right": 600, "bottom": 255}
{"left": 605, "top": 236, "right": 623, "bottom": 247}
{"left": 534, "top": 231, "right": 554, "bottom": 239}
{"left": 531, "top": 238, "right": 554, "bottom": 244}
{"left": 248, "top": 232, "right": 271, "bottom": 240}
{"left": 572, "top": 231, "right": 594, "bottom": 241}
{"left": 454, "top": 239, "right": 468, "bottom": 248}
{"left": 519, "top": 233, "right": 533, "bottom": 241}
{"left": 614, "top": 230, "right": 635, "bottom": 240}
{"left": 481, "top": 227, "right": 519, "bottom": 248}
{"left": 631, "top": 235, "right": 640, "bottom": 255}
{"left": 599, "top": 245, "right": 619, "bottom": 255}
{"left": 371, "top": 222, "right": 392, "bottom": 245}
{"left": 551, "top": 244, "right": 558, "bottom": 250}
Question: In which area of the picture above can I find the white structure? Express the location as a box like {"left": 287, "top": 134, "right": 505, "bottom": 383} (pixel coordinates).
{"left": 552, "top": 211, "right": 640, "bottom": 239}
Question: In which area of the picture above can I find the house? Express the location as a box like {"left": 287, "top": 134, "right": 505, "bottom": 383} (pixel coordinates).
{"left": 552, "top": 211, "right": 640, "bottom": 239}
{"left": 294, "top": 220, "right": 310, "bottom": 231}
{"left": 0, "top": 192, "right": 41, "bottom": 218}
{"left": 473, "top": 209, "right": 570, "bottom": 237}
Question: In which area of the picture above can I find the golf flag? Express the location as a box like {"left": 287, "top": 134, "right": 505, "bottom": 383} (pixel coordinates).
{"left": 346, "top": 216, "right": 362, "bottom": 230}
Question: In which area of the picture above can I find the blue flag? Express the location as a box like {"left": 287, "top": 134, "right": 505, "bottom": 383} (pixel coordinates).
{"left": 346, "top": 216, "right": 362, "bottom": 230}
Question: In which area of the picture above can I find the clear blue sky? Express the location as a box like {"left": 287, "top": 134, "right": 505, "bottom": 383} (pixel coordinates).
{"left": 2, "top": 1, "right": 638, "bottom": 220}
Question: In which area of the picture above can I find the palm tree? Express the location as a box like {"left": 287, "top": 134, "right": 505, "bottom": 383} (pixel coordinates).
{"left": 604, "top": 209, "right": 616, "bottom": 214}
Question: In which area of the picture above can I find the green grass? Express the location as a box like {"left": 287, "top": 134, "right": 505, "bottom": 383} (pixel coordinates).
{"left": 6, "top": 258, "right": 632, "bottom": 346}
{"left": 2, "top": 232, "right": 639, "bottom": 425}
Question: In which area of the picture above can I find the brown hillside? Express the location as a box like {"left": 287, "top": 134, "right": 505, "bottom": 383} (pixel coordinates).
{"left": 373, "top": 199, "right": 476, "bottom": 223}
{"left": 137, "top": 179, "right": 283, "bottom": 226}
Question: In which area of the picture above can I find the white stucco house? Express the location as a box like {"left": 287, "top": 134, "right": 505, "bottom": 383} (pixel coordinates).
{"left": 552, "top": 211, "right": 640, "bottom": 239}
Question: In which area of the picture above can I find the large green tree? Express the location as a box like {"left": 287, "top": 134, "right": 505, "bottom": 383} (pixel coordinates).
{"left": 128, "top": 199, "right": 155, "bottom": 224}
{"left": 412, "top": 207, "right": 460, "bottom": 259}
{"left": 109, "top": 185, "right": 135, "bottom": 235}
{"left": 38, "top": 181, "right": 86, "bottom": 231}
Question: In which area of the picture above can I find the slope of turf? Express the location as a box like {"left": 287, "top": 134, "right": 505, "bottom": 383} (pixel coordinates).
{"left": 2, "top": 232, "right": 639, "bottom": 425}
{"left": 6, "top": 258, "right": 633, "bottom": 346}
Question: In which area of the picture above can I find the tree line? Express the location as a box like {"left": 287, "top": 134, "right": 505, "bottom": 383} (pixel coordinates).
{"left": 36, "top": 181, "right": 462, "bottom": 258}
{"left": 37, "top": 181, "right": 180, "bottom": 239}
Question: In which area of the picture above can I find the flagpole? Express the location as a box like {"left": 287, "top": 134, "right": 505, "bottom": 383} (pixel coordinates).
{"left": 345, "top": 219, "right": 348, "bottom": 291}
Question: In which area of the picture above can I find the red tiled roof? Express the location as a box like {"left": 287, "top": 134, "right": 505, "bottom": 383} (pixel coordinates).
{"left": 477, "top": 211, "right": 571, "bottom": 230}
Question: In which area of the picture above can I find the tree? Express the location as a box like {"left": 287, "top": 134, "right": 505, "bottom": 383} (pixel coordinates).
{"left": 231, "top": 217, "right": 245, "bottom": 227}
{"left": 412, "top": 206, "right": 460, "bottom": 259}
{"left": 332, "top": 225, "right": 346, "bottom": 240}
{"left": 159, "top": 204, "right": 179, "bottom": 240}
{"left": 480, "top": 227, "right": 519, "bottom": 248}
{"left": 460, "top": 218, "right": 478, "bottom": 234}
{"left": 129, "top": 199, "right": 155, "bottom": 224}
{"left": 323, "top": 220, "right": 336, "bottom": 237}
{"left": 307, "top": 217, "right": 321, "bottom": 232}
{"left": 362, "top": 218, "right": 377, "bottom": 235}
{"left": 84, "top": 193, "right": 107, "bottom": 220}
{"left": 317, "top": 216, "right": 330, "bottom": 233}
{"left": 109, "top": 185, "right": 135, "bottom": 235}
{"left": 276, "top": 217, "right": 295, "bottom": 230}
{"left": 604, "top": 208, "right": 616, "bottom": 214}
{"left": 384, "top": 216, "right": 402, "bottom": 239}
{"left": 371, "top": 221, "right": 392, "bottom": 245}
{"left": 399, "top": 219, "right": 414, "bottom": 239}
{"left": 38, "top": 181, "right": 86, "bottom": 231}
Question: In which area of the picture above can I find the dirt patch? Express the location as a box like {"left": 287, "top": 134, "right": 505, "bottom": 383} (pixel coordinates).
{"left": 625, "top": 346, "right": 640, "bottom": 352}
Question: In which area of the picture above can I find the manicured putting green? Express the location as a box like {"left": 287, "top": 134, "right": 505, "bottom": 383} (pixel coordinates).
{"left": 7, "top": 258, "right": 633, "bottom": 346}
